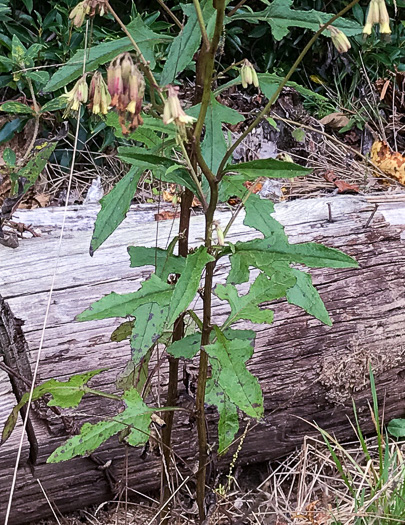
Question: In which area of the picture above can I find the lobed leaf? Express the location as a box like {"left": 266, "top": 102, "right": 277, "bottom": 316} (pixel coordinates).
{"left": 47, "top": 389, "right": 153, "bottom": 462}
{"left": 166, "top": 247, "right": 214, "bottom": 325}
{"left": 77, "top": 274, "right": 173, "bottom": 321}
{"left": 205, "top": 327, "right": 263, "bottom": 419}
{"left": 130, "top": 303, "right": 169, "bottom": 365}
{"left": 128, "top": 246, "right": 186, "bottom": 280}
{"left": 1, "top": 370, "right": 105, "bottom": 444}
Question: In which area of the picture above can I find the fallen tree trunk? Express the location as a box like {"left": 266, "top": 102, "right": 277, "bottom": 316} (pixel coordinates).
{"left": 1, "top": 195, "right": 405, "bottom": 524}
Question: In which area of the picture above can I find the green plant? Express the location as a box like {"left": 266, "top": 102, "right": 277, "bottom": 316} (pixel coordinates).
{"left": 2, "top": 1, "right": 368, "bottom": 522}
{"left": 316, "top": 366, "right": 405, "bottom": 525}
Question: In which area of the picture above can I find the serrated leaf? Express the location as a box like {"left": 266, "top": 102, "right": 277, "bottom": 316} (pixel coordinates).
{"left": 2, "top": 147, "right": 16, "bottom": 167}
{"left": 188, "top": 93, "right": 244, "bottom": 173}
{"left": 216, "top": 272, "right": 295, "bottom": 327}
{"left": 47, "top": 389, "right": 153, "bottom": 462}
{"left": 167, "top": 332, "right": 201, "bottom": 359}
{"left": 0, "top": 101, "right": 34, "bottom": 114}
{"left": 130, "top": 303, "right": 169, "bottom": 364}
{"left": 128, "top": 246, "right": 186, "bottom": 280}
{"left": 90, "top": 166, "right": 142, "bottom": 255}
{"left": 1, "top": 370, "right": 105, "bottom": 444}
{"left": 77, "top": 274, "right": 173, "bottom": 321}
{"left": 167, "top": 247, "right": 215, "bottom": 325}
{"left": 221, "top": 194, "right": 358, "bottom": 280}
{"left": 206, "top": 361, "right": 239, "bottom": 454}
{"left": 223, "top": 157, "right": 311, "bottom": 179}
{"left": 45, "top": 17, "right": 165, "bottom": 92}
{"left": 160, "top": 0, "right": 216, "bottom": 85}
{"left": 286, "top": 269, "right": 331, "bottom": 326}
{"left": 205, "top": 327, "right": 263, "bottom": 419}
{"left": 230, "top": 0, "right": 363, "bottom": 41}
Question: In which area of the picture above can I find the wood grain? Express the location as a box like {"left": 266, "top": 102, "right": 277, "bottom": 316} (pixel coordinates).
{"left": 1, "top": 196, "right": 405, "bottom": 524}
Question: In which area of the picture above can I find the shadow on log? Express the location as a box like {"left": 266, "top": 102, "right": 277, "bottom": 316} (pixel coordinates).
{"left": 0, "top": 196, "right": 405, "bottom": 523}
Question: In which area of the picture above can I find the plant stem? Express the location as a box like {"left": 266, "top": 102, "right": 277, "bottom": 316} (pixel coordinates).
{"left": 193, "top": 0, "right": 210, "bottom": 50}
{"left": 228, "top": 0, "right": 247, "bottom": 17}
{"left": 178, "top": 138, "right": 208, "bottom": 209}
{"left": 155, "top": 0, "right": 183, "bottom": 29}
{"left": 216, "top": 0, "right": 361, "bottom": 179}
{"left": 21, "top": 77, "right": 40, "bottom": 164}
{"left": 160, "top": 187, "right": 194, "bottom": 523}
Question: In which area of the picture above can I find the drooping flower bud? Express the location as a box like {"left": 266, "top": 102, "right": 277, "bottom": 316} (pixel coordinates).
{"left": 88, "top": 71, "right": 111, "bottom": 115}
{"left": 329, "top": 26, "right": 351, "bottom": 54}
{"left": 69, "top": 0, "right": 108, "bottom": 28}
{"left": 61, "top": 75, "right": 88, "bottom": 116}
{"left": 363, "top": 0, "right": 391, "bottom": 37}
{"left": 106, "top": 53, "right": 145, "bottom": 134}
{"left": 377, "top": 0, "right": 391, "bottom": 35}
{"left": 241, "top": 59, "right": 259, "bottom": 89}
{"left": 162, "top": 85, "right": 196, "bottom": 131}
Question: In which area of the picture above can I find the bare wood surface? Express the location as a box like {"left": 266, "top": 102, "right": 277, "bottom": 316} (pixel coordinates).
{"left": 1, "top": 196, "right": 405, "bottom": 524}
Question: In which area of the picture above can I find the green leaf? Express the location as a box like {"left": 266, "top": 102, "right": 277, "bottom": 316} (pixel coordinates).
{"left": 230, "top": 0, "right": 363, "bottom": 41}
{"left": 167, "top": 247, "right": 215, "bottom": 325}
{"left": 0, "top": 101, "right": 34, "bottom": 114}
{"left": 0, "top": 118, "right": 24, "bottom": 145}
{"left": 2, "top": 147, "right": 15, "bottom": 167}
{"left": 118, "top": 147, "right": 200, "bottom": 195}
{"left": 117, "top": 350, "right": 152, "bottom": 392}
{"left": 14, "top": 141, "right": 57, "bottom": 188}
{"left": 111, "top": 320, "right": 134, "bottom": 342}
{"left": 205, "top": 327, "right": 263, "bottom": 419}
{"left": 286, "top": 269, "right": 331, "bottom": 326}
{"left": 26, "top": 70, "right": 49, "bottom": 86}
{"left": 292, "top": 128, "right": 306, "bottom": 143}
{"left": 40, "top": 96, "right": 68, "bottom": 113}
{"left": 106, "top": 112, "right": 175, "bottom": 146}
{"left": 205, "top": 363, "right": 239, "bottom": 454}
{"left": 188, "top": 93, "right": 244, "bottom": 173}
{"left": 47, "top": 389, "right": 153, "bottom": 462}
{"left": 160, "top": 0, "right": 216, "bottom": 85}
{"left": 258, "top": 73, "right": 328, "bottom": 102}
{"left": 77, "top": 274, "right": 174, "bottom": 321}
{"left": 128, "top": 246, "right": 186, "bottom": 280}
{"left": 90, "top": 166, "right": 142, "bottom": 255}
{"left": 11, "top": 34, "right": 26, "bottom": 65}
{"left": 223, "top": 157, "right": 311, "bottom": 178}
{"left": 45, "top": 17, "right": 165, "bottom": 92}
{"left": 216, "top": 272, "right": 295, "bottom": 327}
{"left": 221, "top": 195, "right": 358, "bottom": 280}
{"left": 1, "top": 370, "right": 105, "bottom": 444}
{"left": 130, "top": 303, "right": 169, "bottom": 364}
{"left": 387, "top": 419, "right": 405, "bottom": 438}
{"left": 22, "top": 0, "right": 33, "bottom": 13}
{"left": 167, "top": 333, "right": 201, "bottom": 359}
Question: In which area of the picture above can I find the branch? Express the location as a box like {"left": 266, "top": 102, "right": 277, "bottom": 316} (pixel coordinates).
{"left": 216, "top": 0, "right": 362, "bottom": 179}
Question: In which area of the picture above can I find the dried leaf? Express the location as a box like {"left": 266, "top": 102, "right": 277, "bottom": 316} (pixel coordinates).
{"left": 154, "top": 210, "right": 181, "bottom": 221}
{"left": 319, "top": 112, "right": 350, "bottom": 129}
{"left": 371, "top": 141, "right": 405, "bottom": 185}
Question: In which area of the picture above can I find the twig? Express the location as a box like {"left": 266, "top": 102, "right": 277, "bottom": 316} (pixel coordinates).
{"left": 216, "top": 0, "right": 362, "bottom": 179}
{"left": 155, "top": 0, "right": 183, "bottom": 29}
{"left": 228, "top": 0, "right": 248, "bottom": 17}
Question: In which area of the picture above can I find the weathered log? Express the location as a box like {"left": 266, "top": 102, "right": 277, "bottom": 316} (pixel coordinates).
{"left": 1, "top": 196, "right": 405, "bottom": 524}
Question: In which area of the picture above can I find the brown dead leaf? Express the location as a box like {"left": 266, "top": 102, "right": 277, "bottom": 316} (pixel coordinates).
{"left": 154, "top": 210, "right": 181, "bottom": 221}
{"left": 243, "top": 180, "right": 263, "bottom": 193}
{"left": 323, "top": 170, "right": 359, "bottom": 193}
{"left": 371, "top": 140, "right": 405, "bottom": 185}
{"left": 319, "top": 112, "right": 350, "bottom": 129}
